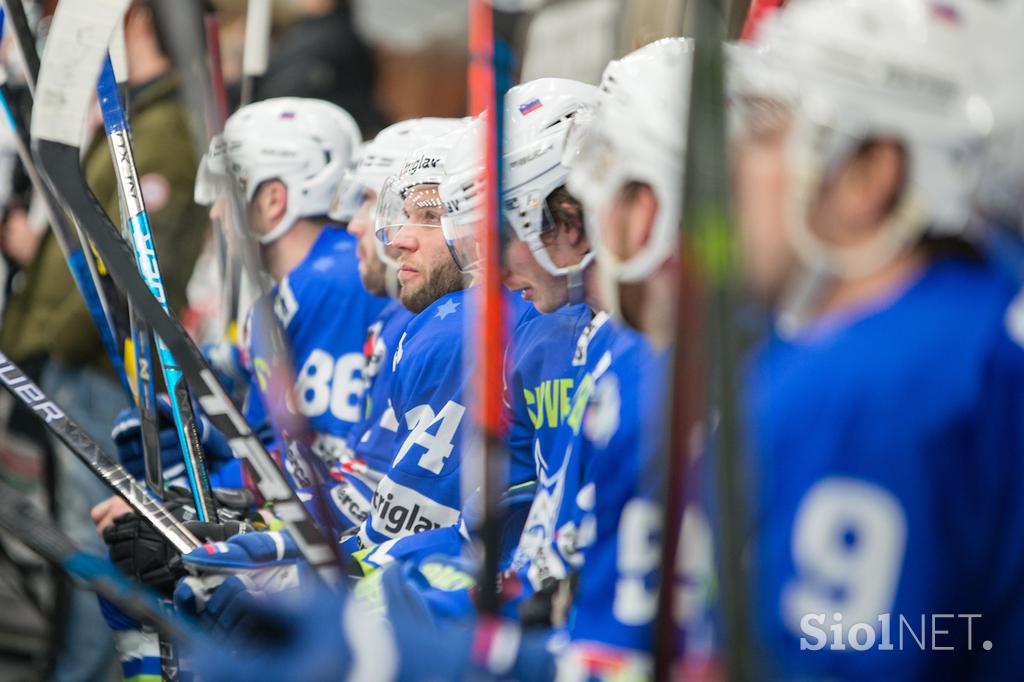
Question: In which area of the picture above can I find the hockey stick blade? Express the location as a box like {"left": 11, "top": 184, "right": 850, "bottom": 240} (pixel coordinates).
{"left": 0, "top": 351, "right": 199, "bottom": 553}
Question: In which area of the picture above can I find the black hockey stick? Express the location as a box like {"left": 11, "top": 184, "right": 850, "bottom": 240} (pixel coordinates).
{"left": 30, "top": 0, "right": 343, "bottom": 586}
{"left": 655, "top": 2, "right": 751, "bottom": 680}
{"left": 0, "top": 350, "right": 200, "bottom": 554}
{"left": 0, "top": 477, "right": 195, "bottom": 643}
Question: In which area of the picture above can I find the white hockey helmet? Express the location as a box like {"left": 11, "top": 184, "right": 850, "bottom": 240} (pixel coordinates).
{"left": 374, "top": 123, "right": 471, "bottom": 251}
{"left": 439, "top": 78, "right": 598, "bottom": 297}
{"left": 328, "top": 117, "right": 468, "bottom": 223}
{"left": 199, "top": 97, "right": 362, "bottom": 245}
{"left": 565, "top": 37, "right": 694, "bottom": 286}
{"left": 733, "top": 0, "right": 998, "bottom": 279}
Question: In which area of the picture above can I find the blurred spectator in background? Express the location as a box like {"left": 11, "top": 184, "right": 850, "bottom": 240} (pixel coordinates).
{"left": 252, "top": 0, "right": 387, "bottom": 135}
{"left": 353, "top": 0, "right": 467, "bottom": 122}
{"left": 0, "top": 1, "right": 205, "bottom": 679}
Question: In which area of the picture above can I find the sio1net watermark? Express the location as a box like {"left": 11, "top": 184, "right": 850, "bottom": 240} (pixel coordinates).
{"left": 799, "top": 613, "right": 992, "bottom": 652}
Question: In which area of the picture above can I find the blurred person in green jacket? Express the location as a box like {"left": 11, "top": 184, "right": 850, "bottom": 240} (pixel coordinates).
{"left": 0, "top": 2, "right": 206, "bottom": 679}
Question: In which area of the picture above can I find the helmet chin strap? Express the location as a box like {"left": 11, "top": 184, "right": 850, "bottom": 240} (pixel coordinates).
{"left": 564, "top": 251, "right": 595, "bottom": 305}
{"left": 258, "top": 211, "right": 299, "bottom": 245}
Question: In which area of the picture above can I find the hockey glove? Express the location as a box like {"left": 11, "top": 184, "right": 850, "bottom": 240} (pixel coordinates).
{"left": 112, "top": 395, "right": 235, "bottom": 484}
{"left": 103, "top": 487, "right": 259, "bottom": 597}
{"left": 173, "top": 530, "right": 310, "bottom": 637}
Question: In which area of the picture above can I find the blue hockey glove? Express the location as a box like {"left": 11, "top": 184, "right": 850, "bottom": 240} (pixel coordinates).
{"left": 112, "top": 395, "right": 234, "bottom": 485}
{"left": 173, "top": 531, "right": 309, "bottom": 637}
{"left": 184, "top": 581, "right": 361, "bottom": 682}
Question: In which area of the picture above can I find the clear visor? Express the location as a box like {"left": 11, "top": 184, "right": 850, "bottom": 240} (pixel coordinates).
{"left": 194, "top": 152, "right": 225, "bottom": 206}
{"left": 561, "top": 105, "right": 598, "bottom": 171}
{"left": 328, "top": 167, "right": 367, "bottom": 223}
{"left": 441, "top": 211, "right": 481, "bottom": 273}
{"left": 195, "top": 135, "right": 230, "bottom": 206}
{"left": 374, "top": 176, "right": 446, "bottom": 245}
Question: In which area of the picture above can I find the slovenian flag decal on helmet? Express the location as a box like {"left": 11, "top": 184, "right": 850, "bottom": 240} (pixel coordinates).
{"left": 519, "top": 98, "right": 543, "bottom": 115}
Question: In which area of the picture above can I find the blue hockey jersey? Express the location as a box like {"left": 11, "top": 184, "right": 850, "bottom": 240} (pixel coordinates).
{"left": 508, "top": 311, "right": 620, "bottom": 590}
{"left": 351, "top": 287, "right": 537, "bottom": 557}
{"left": 505, "top": 303, "right": 594, "bottom": 486}
{"left": 242, "top": 226, "right": 388, "bottom": 527}
{"left": 326, "top": 298, "right": 416, "bottom": 530}
{"left": 747, "top": 258, "right": 1024, "bottom": 680}
{"left": 346, "top": 298, "right": 415, "bottom": 470}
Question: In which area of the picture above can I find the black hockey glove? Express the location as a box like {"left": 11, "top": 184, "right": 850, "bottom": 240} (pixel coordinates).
{"left": 103, "top": 486, "right": 262, "bottom": 596}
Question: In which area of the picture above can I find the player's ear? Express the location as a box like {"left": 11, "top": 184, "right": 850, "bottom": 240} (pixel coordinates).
{"left": 618, "top": 182, "right": 659, "bottom": 260}
{"left": 828, "top": 139, "right": 906, "bottom": 241}
{"left": 265, "top": 180, "right": 289, "bottom": 225}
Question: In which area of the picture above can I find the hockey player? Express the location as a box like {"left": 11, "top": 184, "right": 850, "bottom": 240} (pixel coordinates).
{"left": 325, "top": 117, "right": 466, "bottom": 528}
{"left": 726, "top": 0, "right": 1024, "bottom": 678}
{"left": 437, "top": 78, "right": 627, "bottom": 610}
{"left": 344, "top": 125, "right": 538, "bottom": 566}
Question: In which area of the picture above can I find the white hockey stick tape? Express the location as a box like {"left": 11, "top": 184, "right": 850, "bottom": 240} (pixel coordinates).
{"left": 242, "top": 0, "right": 272, "bottom": 78}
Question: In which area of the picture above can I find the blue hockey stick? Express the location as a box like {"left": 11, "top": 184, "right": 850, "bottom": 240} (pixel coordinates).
{"left": 96, "top": 57, "right": 217, "bottom": 522}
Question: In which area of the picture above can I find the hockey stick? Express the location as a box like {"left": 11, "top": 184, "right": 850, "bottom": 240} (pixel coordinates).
{"left": 2, "top": 0, "right": 165, "bottom": 501}
{"left": 0, "top": 4, "right": 135, "bottom": 404}
{"left": 240, "top": 0, "right": 272, "bottom": 107}
{"left": 151, "top": 0, "right": 349, "bottom": 555}
{"left": 106, "top": 38, "right": 179, "bottom": 680}
{"left": 0, "top": 477, "right": 195, "bottom": 642}
{"left": 96, "top": 57, "right": 215, "bottom": 519}
{"left": 0, "top": 350, "right": 200, "bottom": 554}
{"left": 654, "top": 2, "right": 751, "bottom": 679}
{"left": 31, "top": 0, "right": 343, "bottom": 586}
{"left": 107, "top": 25, "right": 165, "bottom": 498}
{"left": 466, "top": 0, "right": 517, "bottom": 616}
{"left": 150, "top": 2, "right": 243, "bottom": 346}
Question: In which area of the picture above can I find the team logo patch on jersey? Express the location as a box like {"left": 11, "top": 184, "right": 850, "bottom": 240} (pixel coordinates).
{"left": 519, "top": 97, "right": 543, "bottom": 115}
